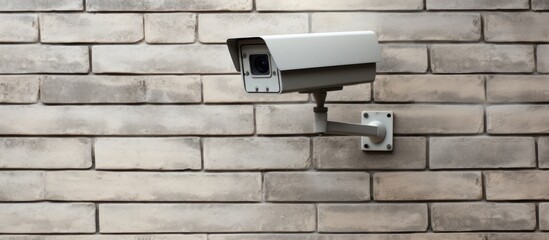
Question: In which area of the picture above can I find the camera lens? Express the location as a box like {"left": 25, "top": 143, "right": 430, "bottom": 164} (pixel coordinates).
{"left": 250, "top": 54, "right": 270, "bottom": 75}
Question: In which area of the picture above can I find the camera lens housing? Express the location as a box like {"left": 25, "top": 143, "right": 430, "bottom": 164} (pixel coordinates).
{"left": 250, "top": 54, "right": 270, "bottom": 75}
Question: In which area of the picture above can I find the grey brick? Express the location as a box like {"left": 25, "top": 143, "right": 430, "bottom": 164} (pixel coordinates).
{"left": 431, "top": 44, "right": 535, "bottom": 73}
{"left": 204, "top": 137, "right": 310, "bottom": 170}
{"left": 313, "top": 13, "right": 480, "bottom": 41}
{"left": 486, "top": 171, "right": 549, "bottom": 200}
{"left": 533, "top": 0, "right": 549, "bottom": 10}
{"left": 485, "top": 13, "right": 549, "bottom": 42}
{"left": 0, "top": 138, "right": 91, "bottom": 169}
{"left": 374, "top": 75, "right": 484, "bottom": 103}
{"left": 41, "top": 76, "right": 146, "bottom": 104}
{"left": 199, "top": 13, "right": 308, "bottom": 43}
{"left": 0, "top": 0, "right": 82, "bottom": 11}
{"left": 95, "top": 138, "right": 201, "bottom": 170}
{"left": 430, "top": 137, "right": 536, "bottom": 169}
{"left": 0, "top": 46, "right": 88, "bottom": 73}
{"left": 0, "top": 106, "right": 253, "bottom": 135}
{"left": 540, "top": 137, "right": 549, "bottom": 169}
{"left": 202, "top": 75, "right": 307, "bottom": 103}
{"left": 256, "top": 104, "right": 314, "bottom": 135}
{"left": 0, "top": 76, "right": 39, "bottom": 103}
{"left": 314, "top": 137, "right": 426, "bottom": 170}
{"left": 488, "top": 233, "right": 549, "bottom": 240}
{"left": 487, "top": 75, "right": 549, "bottom": 103}
{"left": 0, "top": 171, "right": 44, "bottom": 201}
{"left": 327, "top": 104, "right": 484, "bottom": 134}
{"left": 539, "top": 45, "right": 549, "bottom": 73}
{"left": 540, "top": 204, "right": 549, "bottom": 231}
{"left": 210, "top": 234, "right": 485, "bottom": 240}
{"left": 0, "top": 203, "right": 95, "bottom": 233}
{"left": 378, "top": 45, "right": 428, "bottom": 73}
{"left": 0, "top": 236, "right": 206, "bottom": 240}
{"left": 326, "top": 84, "right": 371, "bottom": 102}
{"left": 86, "top": 0, "right": 253, "bottom": 11}
{"left": 0, "top": 14, "right": 38, "bottom": 42}
{"left": 92, "top": 45, "right": 234, "bottom": 74}
{"left": 431, "top": 203, "right": 536, "bottom": 231}
{"left": 99, "top": 204, "right": 315, "bottom": 233}
{"left": 374, "top": 172, "right": 482, "bottom": 201}
{"left": 40, "top": 14, "right": 143, "bottom": 43}
{"left": 46, "top": 171, "right": 261, "bottom": 201}
{"left": 144, "top": 76, "right": 202, "bottom": 103}
{"left": 427, "top": 0, "right": 528, "bottom": 9}
{"left": 265, "top": 172, "right": 370, "bottom": 201}
{"left": 145, "top": 13, "right": 196, "bottom": 43}
{"left": 256, "top": 0, "right": 423, "bottom": 11}
{"left": 487, "top": 105, "right": 549, "bottom": 134}
{"left": 318, "top": 204, "right": 428, "bottom": 232}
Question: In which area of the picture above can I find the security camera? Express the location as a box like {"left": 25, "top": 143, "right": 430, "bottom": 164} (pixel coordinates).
{"left": 227, "top": 31, "right": 381, "bottom": 93}
{"left": 226, "top": 32, "right": 393, "bottom": 152}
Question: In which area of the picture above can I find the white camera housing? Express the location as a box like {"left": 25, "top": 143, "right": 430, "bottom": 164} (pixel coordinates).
{"left": 227, "top": 31, "right": 381, "bottom": 93}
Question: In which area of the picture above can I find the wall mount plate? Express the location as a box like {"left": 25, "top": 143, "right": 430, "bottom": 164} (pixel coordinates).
{"left": 361, "top": 111, "right": 393, "bottom": 151}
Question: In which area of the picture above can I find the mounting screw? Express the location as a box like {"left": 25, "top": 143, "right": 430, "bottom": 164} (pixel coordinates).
{"left": 363, "top": 113, "right": 369, "bottom": 118}
{"left": 364, "top": 144, "right": 369, "bottom": 149}
{"left": 387, "top": 113, "right": 392, "bottom": 118}
{"left": 242, "top": 53, "right": 247, "bottom": 58}
{"left": 273, "top": 71, "right": 277, "bottom": 76}
{"left": 386, "top": 144, "right": 392, "bottom": 150}
{"left": 245, "top": 71, "right": 250, "bottom": 76}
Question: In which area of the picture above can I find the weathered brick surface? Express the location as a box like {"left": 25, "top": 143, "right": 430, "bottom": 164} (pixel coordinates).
{"left": 0, "top": 46, "right": 89, "bottom": 73}
{"left": 487, "top": 75, "right": 549, "bottom": 103}
{"left": 87, "top": 0, "right": 253, "bottom": 11}
{"left": 488, "top": 233, "right": 549, "bottom": 240}
{"left": 0, "top": 236, "right": 206, "bottom": 240}
{"left": 92, "top": 45, "right": 234, "bottom": 74}
{"left": 314, "top": 137, "right": 426, "bottom": 170}
{"left": 256, "top": 0, "right": 423, "bottom": 10}
{"left": 374, "top": 172, "right": 482, "bottom": 201}
{"left": 99, "top": 204, "right": 315, "bottom": 233}
{"left": 326, "top": 84, "right": 371, "bottom": 102}
{"left": 313, "top": 13, "right": 480, "bottom": 41}
{"left": 378, "top": 45, "right": 428, "bottom": 73}
{"left": 204, "top": 137, "right": 310, "bottom": 170}
{"left": 374, "top": 75, "right": 484, "bottom": 103}
{"left": 210, "top": 234, "right": 485, "bottom": 240}
{"left": 0, "top": 0, "right": 82, "bottom": 11}
{"left": 487, "top": 105, "right": 549, "bottom": 134}
{"left": 202, "top": 75, "right": 307, "bottom": 103}
{"left": 40, "top": 14, "right": 143, "bottom": 43}
{"left": 427, "top": 0, "right": 528, "bottom": 9}
{"left": 431, "top": 203, "right": 536, "bottom": 231}
{"left": 430, "top": 137, "right": 536, "bottom": 169}
{"left": 533, "top": 0, "right": 549, "bottom": 10}
{"left": 145, "top": 13, "right": 196, "bottom": 43}
{"left": 485, "top": 171, "right": 549, "bottom": 200}
{"left": 485, "top": 13, "right": 549, "bottom": 42}
{"left": 0, "top": 203, "right": 96, "bottom": 233}
{"left": 95, "top": 138, "right": 201, "bottom": 170}
{"left": 199, "top": 14, "right": 308, "bottom": 43}
{"left": 0, "top": 171, "right": 44, "bottom": 201}
{"left": 431, "top": 45, "right": 535, "bottom": 73}
{"left": 0, "top": 138, "right": 91, "bottom": 169}
{"left": 540, "top": 204, "right": 549, "bottom": 231}
{"left": 265, "top": 172, "right": 370, "bottom": 201}
{"left": 540, "top": 137, "right": 549, "bottom": 169}
{"left": 538, "top": 45, "right": 549, "bottom": 73}
{"left": 0, "top": 76, "right": 39, "bottom": 103}
{"left": 256, "top": 104, "right": 314, "bottom": 135}
{"left": 0, "top": 14, "right": 37, "bottom": 42}
{"left": 318, "top": 204, "right": 428, "bottom": 232}
{"left": 46, "top": 171, "right": 261, "bottom": 201}
{"left": 0, "top": 106, "right": 253, "bottom": 135}
{"left": 41, "top": 75, "right": 201, "bottom": 104}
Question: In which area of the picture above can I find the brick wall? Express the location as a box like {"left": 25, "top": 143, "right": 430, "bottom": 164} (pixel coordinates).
{"left": 0, "top": 0, "right": 548, "bottom": 239}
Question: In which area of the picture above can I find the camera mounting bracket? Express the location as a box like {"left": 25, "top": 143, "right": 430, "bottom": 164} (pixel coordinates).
{"left": 312, "top": 91, "right": 393, "bottom": 152}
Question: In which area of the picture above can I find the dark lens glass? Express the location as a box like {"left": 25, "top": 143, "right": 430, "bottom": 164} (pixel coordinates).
{"left": 250, "top": 54, "right": 270, "bottom": 75}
